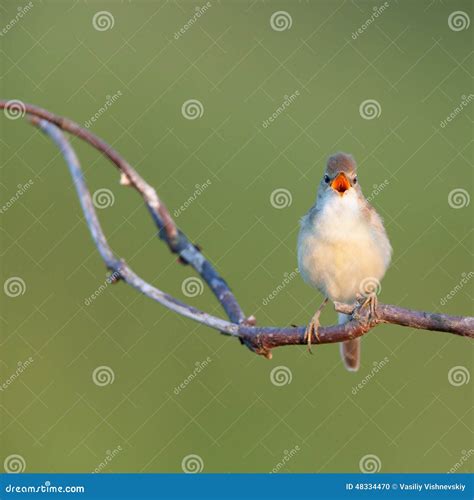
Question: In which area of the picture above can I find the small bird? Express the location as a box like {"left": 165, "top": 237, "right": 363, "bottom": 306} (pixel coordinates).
{"left": 297, "top": 153, "right": 392, "bottom": 371}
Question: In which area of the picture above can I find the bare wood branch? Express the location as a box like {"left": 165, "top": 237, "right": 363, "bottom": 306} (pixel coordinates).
{"left": 1, "top": 100, "right": 472, "bottom": 361}
{"left": 11, "top": 101, "right": 247, "bottom": 326}
{"left": 28, "top": 116, "right": 239, "bottom": 336}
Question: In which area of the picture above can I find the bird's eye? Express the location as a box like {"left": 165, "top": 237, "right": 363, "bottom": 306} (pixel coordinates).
{"left": 324, "top": 174, "right": 330, "bottom": 184}
{"left": 353, "top": 176, "right": 357, "bottom": 184}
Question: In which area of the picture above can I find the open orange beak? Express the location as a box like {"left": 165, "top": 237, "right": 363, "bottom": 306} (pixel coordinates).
{"left": 331, "top": 172, "right": 351, "bottom": 195}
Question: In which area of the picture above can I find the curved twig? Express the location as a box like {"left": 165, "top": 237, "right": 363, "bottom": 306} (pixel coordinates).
{"left": 30, "top": 116, "right": 239, "bottom": 334}
{"left": 8, "top": 101, "right": 246, "bottom": 326}
{"left": 1, "top": 100, "right": 472, "bottom": 360}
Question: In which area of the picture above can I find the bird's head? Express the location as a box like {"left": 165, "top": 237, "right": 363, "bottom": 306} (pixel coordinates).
{"left": 321, "top": 152, "right": 358, "bottom": 197}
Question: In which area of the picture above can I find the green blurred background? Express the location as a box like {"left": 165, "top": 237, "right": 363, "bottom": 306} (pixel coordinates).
{"left": 0, "top": 0, "right": 472, "bottom": 474}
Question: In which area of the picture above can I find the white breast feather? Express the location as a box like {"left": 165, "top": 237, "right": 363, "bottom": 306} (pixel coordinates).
{"left": 298, "top": 190, "right": 391, "bottom": 304}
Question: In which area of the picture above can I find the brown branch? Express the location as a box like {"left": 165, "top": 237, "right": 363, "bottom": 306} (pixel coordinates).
{"left": 1, "top": 100, "right": 472, "bottom": 361}
{"left": 12, "top": 101, "right": 247, "bottom": 326}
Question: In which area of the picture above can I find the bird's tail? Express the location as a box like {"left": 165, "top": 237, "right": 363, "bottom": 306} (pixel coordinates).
{"left": 338, "top": 312, "right": 360, "bottom": 372}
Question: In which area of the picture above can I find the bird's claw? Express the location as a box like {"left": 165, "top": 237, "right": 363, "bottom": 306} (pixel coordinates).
{"left": 304, "top": 317, "right": 321, "bottom": 354}
{"left": 355, "top": 293, "right": 378, "bottom": 324}
{"left": 303, "top": 298, "right": 329, "bottom": 354}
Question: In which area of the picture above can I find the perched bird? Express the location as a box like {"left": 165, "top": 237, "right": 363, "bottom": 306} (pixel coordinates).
{"left": 297, "top": 153, "right": 392, "bottom": 371}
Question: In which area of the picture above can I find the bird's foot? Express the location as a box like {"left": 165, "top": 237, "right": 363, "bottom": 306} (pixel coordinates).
{"left": 355, "top": 293, "right": 378, "bottom": 324}
{"left": 303, "top": 297, "right": 329, "bottom": 354}
{"left": 304, "top": 315, "right": 320, "bottom": 354}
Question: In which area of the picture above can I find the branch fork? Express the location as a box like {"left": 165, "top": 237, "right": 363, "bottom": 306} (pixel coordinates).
{"left": 0, "top": 100, "right": 472, "bottom": 362}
